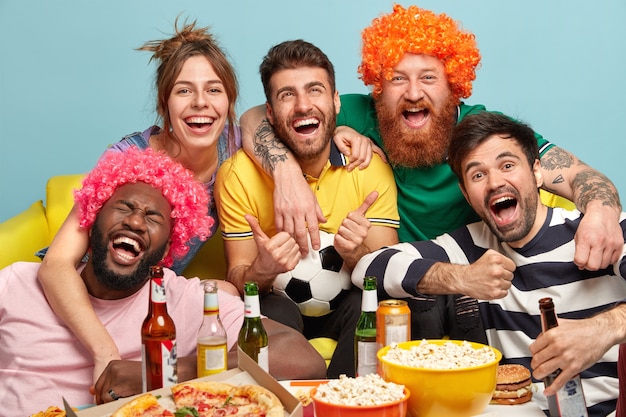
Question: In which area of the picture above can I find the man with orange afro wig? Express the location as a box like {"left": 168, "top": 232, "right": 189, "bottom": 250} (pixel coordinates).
{"left": 337, "top": 3, "right": 622, "bottom": 343}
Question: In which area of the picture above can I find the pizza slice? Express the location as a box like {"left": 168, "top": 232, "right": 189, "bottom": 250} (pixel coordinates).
{"left": 171, "top": 381, "right": 283, "bottom": 417}
{"left": 110, "top": 393, "right": 174, "bottom": 417}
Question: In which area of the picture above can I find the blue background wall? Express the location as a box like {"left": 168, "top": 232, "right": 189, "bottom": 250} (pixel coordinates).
{"left": 1, "top": 0, "right": 625, "bottom": 222}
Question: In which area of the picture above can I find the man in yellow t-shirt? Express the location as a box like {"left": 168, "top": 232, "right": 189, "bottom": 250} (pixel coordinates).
{"left": 215, "top": 40, "right": 399, "bottom": 378}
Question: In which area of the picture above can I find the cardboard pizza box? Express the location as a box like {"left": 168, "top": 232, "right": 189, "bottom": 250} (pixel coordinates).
{"left": 74, "top": 347, "right": 302, "bottom": 417}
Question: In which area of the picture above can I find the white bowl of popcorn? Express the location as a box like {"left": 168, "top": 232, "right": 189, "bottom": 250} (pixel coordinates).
{"left": 311, "top": 374, "right": 410, "bottom": 417}
{"left": 378, "top": 339, "right": 501, "bottom": 417}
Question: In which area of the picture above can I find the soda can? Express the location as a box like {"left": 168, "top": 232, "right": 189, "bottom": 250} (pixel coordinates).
{"left": 376, "top": 300, "right": 411, "bottom": 351}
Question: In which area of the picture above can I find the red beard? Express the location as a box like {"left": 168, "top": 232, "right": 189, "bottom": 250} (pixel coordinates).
{"left": 375, "top": 95, "right": 458, "bottom": 168}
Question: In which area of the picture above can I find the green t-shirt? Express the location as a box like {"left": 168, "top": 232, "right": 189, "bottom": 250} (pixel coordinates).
{"left": 337, "top": 93, "right": 553, "bottom": 242}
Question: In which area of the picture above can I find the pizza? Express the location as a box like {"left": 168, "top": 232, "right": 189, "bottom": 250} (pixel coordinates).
{"left": 111, "top": 381, "right": 284, "bottom": 417}
{"left": 171, "top": 381, "right": 284, "bottom": 417}
{"left": 110, "top": 393, "right": 174, "bottom": 417}
{"left": 30, "top": 406, "right": 70, "bottom": 417}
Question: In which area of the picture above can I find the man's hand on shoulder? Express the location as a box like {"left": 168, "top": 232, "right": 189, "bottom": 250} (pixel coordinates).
{"left": 574, "top": 202, "right": 623, "bottom": 270}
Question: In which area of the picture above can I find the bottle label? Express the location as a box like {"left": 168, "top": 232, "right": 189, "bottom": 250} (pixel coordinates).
{"left": 554, "top": 376, "right": 588, "bottom": 417}
{"left": 161, "top": 339, "right": 177, "bottom": 387}
{"left": 362, "top": 290, "right": 377, "bottom": 312}
{"left": 257, "top": 346, "right": 269, "bottom": 372}
{"left": 356, "top": 341, "right": 378, "bottom": 376}
{"left": 150, "top": 278, "right": 166, "bottom": 303}
{"left": 204, "top": 292, "right": 219, "bottom": 313}
{"left": 244, "top": 295, "right": 261, "bottom": 318}
{"left": 385, "top": 317, "right": 410, "bottom": 346}
{"left": 141, "top": 339, "right": 178, "bottom": 391}
{"left": 197, "top": 336, "right": 228, "bottom": 376}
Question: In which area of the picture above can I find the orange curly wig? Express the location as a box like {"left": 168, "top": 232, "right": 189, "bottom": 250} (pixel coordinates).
{"left": 359, "top": 4, "right": 481, "bottom": 100}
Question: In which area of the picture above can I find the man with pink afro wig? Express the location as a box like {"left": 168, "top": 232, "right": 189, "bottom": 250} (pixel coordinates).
{"left": 238, "top": 4, "right": 623, "bottom": 352}
{"left": 75, "top": 146, "right": 213, "bottom": 268}
{"left": 0, "top": 147, "right": 327, "bottom": 415}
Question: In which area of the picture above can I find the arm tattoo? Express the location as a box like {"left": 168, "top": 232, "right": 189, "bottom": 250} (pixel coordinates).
{"left": 573, "top": 169, "right": 621, "bottom": 211}
{"left": 541, "top": 146, "right": 621, "bottom": 211}
{"left": 551, "top": 174, "right": 565, "bottom": 185}
{"left": 540, "top": 147, "right": 574, "bottom": 171}
{"left": 253, "top": 118, "right": 288, "bottom": 173}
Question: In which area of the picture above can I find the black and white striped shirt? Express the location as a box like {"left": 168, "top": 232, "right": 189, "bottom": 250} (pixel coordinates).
{"left": 353, "top": 207, "right": 626, "bottom": 416}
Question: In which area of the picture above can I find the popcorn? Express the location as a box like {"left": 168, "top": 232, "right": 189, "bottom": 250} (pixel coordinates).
{"left": 314, "top": 374, "right": 405, "bottom": 406}
{"left": 382, "top": 339, "right": 496, "bottom": 369}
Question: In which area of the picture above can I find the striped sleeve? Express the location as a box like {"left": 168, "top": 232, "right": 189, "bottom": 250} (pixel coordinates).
{"left": 351, "top": 230, "right": 478, "bottom": 298}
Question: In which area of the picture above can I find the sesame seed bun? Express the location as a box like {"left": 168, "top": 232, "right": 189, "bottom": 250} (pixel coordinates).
{"left": 496, "top": 364, "right": 531, "bottom": 384}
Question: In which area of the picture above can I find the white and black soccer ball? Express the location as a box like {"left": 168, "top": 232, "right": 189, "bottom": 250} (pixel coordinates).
{"left": 273, "top": 231, "right": 352, "bottom": 317}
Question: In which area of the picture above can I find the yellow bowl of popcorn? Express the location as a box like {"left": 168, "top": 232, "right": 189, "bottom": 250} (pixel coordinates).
{"left": 378, "top": 339, "right": 501, "bottom": 417}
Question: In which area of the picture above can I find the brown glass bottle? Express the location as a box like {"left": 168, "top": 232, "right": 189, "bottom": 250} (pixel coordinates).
{"left": 539, "top": 297, "right": 588, "bottom": 417}
{"left": 141, "top": 265, "right": 177, "bottom": 391}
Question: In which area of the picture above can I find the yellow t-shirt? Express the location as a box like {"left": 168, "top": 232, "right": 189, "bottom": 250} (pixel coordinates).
{"left": 215, "top": 146, "right": 399, "bottom": 240}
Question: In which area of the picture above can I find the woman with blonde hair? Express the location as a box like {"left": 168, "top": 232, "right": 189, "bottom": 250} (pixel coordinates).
{"left": 37, "top": 18, "right": 241, "bottom": 401}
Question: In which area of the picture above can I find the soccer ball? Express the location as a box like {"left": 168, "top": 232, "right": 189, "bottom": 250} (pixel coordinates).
{"left": 273, "top": 231, "right": 352, "bottom": 317}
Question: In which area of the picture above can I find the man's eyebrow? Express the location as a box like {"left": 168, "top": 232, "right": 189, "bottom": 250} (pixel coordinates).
{"left": 305, "top": 80, "right": 326, "bottom": 89}
{"left": 464, "top": 160, "right": 481, "bottom": 175}
{"left": 117, "top": 199, "right": 166, "bottom": 218}
{"left": 463, "top": 151, "right": 521, "bottom": 175}
{"left": 275, "top": 85, "right": 294, "bottom": 97}
{"left": 275, "top": 80, "right": 327, "bottom": 97}
{"left": 496, "top": 151, "right": 520, "bottom": 160}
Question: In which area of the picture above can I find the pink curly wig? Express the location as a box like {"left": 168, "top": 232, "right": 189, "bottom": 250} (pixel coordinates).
{"left": 359, "top": 4, "right": 481, "bottom": 100}
{"left": 74, "top": 147, "right": 214, "bottom": 267}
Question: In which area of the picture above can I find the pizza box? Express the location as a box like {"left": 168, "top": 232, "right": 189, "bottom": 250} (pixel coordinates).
{"left": 74, "top": 347, "right": 303, "bottom": 417}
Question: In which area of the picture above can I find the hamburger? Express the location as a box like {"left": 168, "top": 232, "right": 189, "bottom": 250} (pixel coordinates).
{"left": 490, "top": 364, "right": 533, "bottom": 405}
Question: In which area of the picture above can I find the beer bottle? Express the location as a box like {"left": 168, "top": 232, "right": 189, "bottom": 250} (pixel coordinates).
{"left": 354, "top": 276, "right": 378, "bottom": 376}
{"left": 237, "top": 282, "right": 269, "bottom": 371}
{"left": 539, "top": 297, "right": 588, "bottom": 417}
{"left": 141, "top": 265, "right": 177, "bottom": 391}
{"left": 197, "top": 280, "right": 228, "bottom": 377}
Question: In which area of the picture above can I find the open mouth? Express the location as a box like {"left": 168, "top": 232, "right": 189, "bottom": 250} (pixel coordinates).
{"left": 402, "top": 108, "right": 429, "bottom": 127}
{"left": 185, "top": 116, "right": 214, "bottom": 129}
{"left": 112, "top": 235, "right": 144, "bottom": 261}
{"left": 293, "top": 117, "right": 320, "bottom": 135}
{"left": 490, "top": 196, "right": 518, "bottom": 223}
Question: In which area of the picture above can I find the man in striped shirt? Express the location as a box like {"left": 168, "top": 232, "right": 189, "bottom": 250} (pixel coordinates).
{"left": 353, "top": 112, "right": 626, "bottom": 416}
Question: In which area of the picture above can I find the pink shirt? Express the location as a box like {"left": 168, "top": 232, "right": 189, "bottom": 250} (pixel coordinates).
{"left": 0, "top": 262, "right": 244, "bottom": 416}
